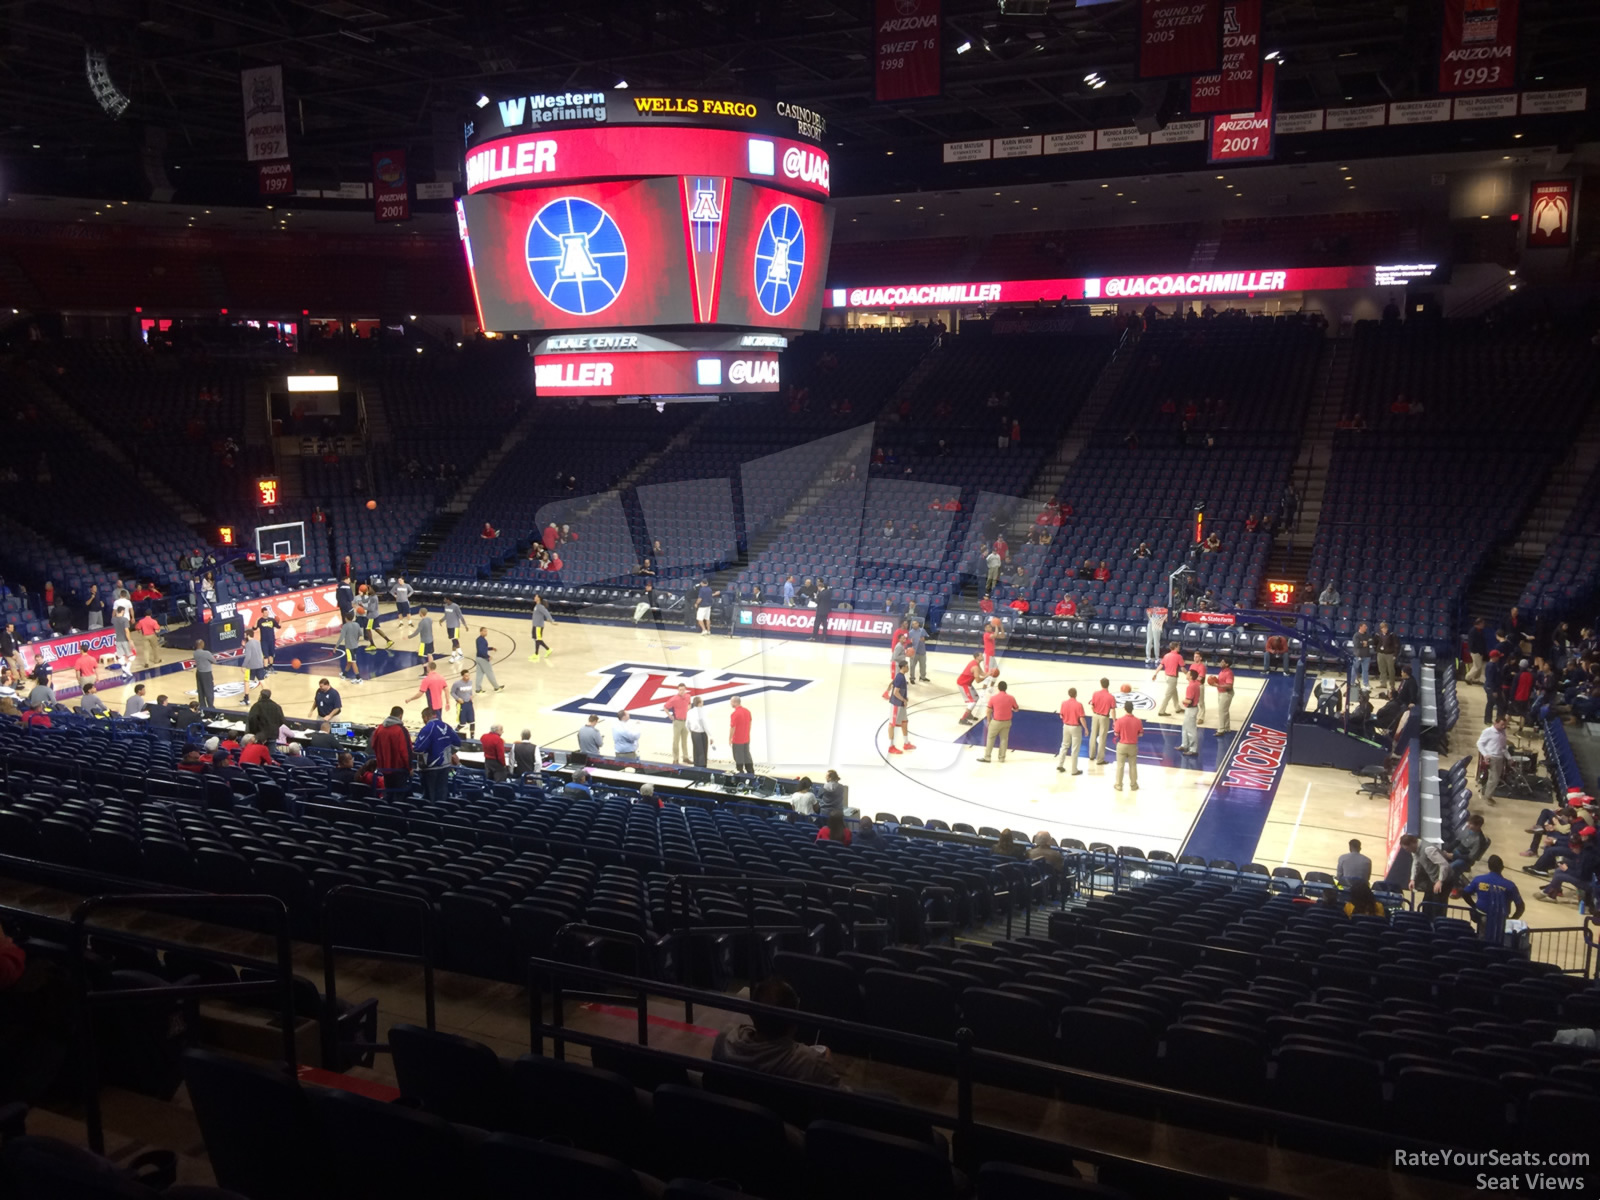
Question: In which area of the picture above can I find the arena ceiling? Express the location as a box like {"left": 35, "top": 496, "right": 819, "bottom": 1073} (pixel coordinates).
{"left": 1, "top": 0, "right": 1597, "bottom": 204}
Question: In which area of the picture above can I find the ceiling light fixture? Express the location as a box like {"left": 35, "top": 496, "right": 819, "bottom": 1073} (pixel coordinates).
{"left": 614, "top": 80, "right": 628, "bottom": 89}
{"left": 476, "top": 95, "right": 490, "bottom": 108}
{"left": 956, "top": 40, "right": 972, "bottom": 54}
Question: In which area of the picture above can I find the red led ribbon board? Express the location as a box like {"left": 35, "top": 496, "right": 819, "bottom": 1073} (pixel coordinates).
{"left": 1140, "top": 0, "right": 1223, "bottom": 79}
{"left": 874, "top": 0, "right": 941, "bottom": 102}
{"left": 532, "top": 350, "right": 780, "bottom": 397}
{"left": 1189, "top": 0, "right": 1262, "bottom": 114}
{"left": 1439, "top": 0, "right": 1518, "bottom": 94}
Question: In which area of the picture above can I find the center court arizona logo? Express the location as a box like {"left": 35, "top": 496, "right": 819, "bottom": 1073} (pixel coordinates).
{"left": 554, "top": 662, "right": 812, "bottom": 723}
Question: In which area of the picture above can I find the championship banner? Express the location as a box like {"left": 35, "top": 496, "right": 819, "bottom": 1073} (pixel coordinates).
{"left": 874, "top": 0, "right": 941, "bottom": 102}
{"left": 1439, "top": 0, "right": 1518, "bottom": 94}
{"left": 241, "top": 65, "right": 288, "bottom": 163}
{"left": 1139, "top": 0, "right": 1223, "bottom": 80}
{"left": 1190, "top": 0, "right": 1261, "bottom": 114}
{"left": 373, "top": 149, "right": 410, "bottom": 223}
{"left": 257, "top": 160, "right": 294, "bottom": 197}
{"left": 1527, "top": 179, "right": 1573, "bottom": 249}
{"left": 734, "top": 604, "right": 896, "bottom": 642}
{"left": 1208, "top": 59, "right": 1276, "bottom": 163}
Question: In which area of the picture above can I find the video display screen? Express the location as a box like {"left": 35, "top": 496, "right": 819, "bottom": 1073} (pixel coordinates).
{"left": 460, "top": 178, "right": 831, "bottom": 334}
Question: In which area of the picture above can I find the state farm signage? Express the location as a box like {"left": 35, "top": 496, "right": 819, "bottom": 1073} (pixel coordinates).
{"left": 736, "top": 605, "right": 895, "bottom": 642}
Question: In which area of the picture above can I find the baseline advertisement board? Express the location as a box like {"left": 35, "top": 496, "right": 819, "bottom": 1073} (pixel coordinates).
{"left": 1385, "top": 740, "right": 1418, "bottom": 872}
{"left": 734, "top": 605, "right": 896, "bottom": 643}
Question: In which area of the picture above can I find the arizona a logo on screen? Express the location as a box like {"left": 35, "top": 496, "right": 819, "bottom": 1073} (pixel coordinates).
{"left": 526, "top": 196, "right": 628, "bottom": 315}
{"left": 755, "top": 204, "right": 805, "bottom": 316}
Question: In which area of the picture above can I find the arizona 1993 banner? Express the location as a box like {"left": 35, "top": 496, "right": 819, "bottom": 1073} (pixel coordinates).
{"left": 875, "top": 0, "right": 941, "bottom": 102}
{"left": 1438, "top": 0, "right": 1518, "bottom": 94}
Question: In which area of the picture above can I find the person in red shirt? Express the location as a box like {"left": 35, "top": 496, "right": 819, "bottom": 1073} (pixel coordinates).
{"left": 979, "top": 681, "right": 1019, "bottom": 763}
{"left": 371, "top": 706, "right": 413, "bottom": 791}
{"left": 135, "top": 612, "right": 162, "bottom": 666}
{"left": 1244, "top": 513, "right": 1260, "bottom": 533}
{"left": 1008, "top": 597, "right": 1029, "bottom": 614}
{"left": 1153, "top": 642, "right": 1183, "bottom": 715}
{"left": 728, "top": 697, "right": 755, "bottom": 773}
{"left": 481, "top": 522, "right": 499, "bottom": 539}
{"left": 1211, "top": 657, "right": 1236, "bottom": 733}
{"left": 1093, "top": 561, "right": 1110, "bottom": 582}
{"left": 1113, "top": 702, "right": 1143, "bottom": 791}
{"left": 1089, "top": 678, "right": 1117, "bottom": 765}
{"left": 1054, "top": 594, "right": 1077, "bottom": 618}
{"left": 659, "top": 683, "right": 692, "bottom": 765}
{"left": 816, "top": 811, "right": 852, "bottom": 845}
{"left": 480, "top": 724, "right": 508, "bottom": 782}
{"left": 982, "top": 619, "right": 1001, "bottom": 672}
{"left": 977, "top": 595, "right": 995, "bottom": 615}
{"left": 74, "top": 650, "right": 99, "bottom": 691}
{"left": 238, "top": 737, "right": 274, "bottom": 766}
{"left": 994, "top": 535, "right": 1008, "bottom": 560}
{"left": 1180, "top": 669, "right": 1203, "bottom": 756}
{"left": 942, "top": 498, "right": 961, "bottom": 512}
{"left": 546, "top": 553, "right": 563, "bottom": 573}
{"left": 542, "top": 523, "right": 559, "bottom": 552}
{"left": 956, "top": 653, "right": 983, "bottom": 726}
{"left": 1057, "top": 688, "right": 1088, "bottom": 775}
{"left": 1189, "top": 651, "right": 1208, "bottom": 723}
{"left": 20, "top": 701, "right": 51, "bottom": 730}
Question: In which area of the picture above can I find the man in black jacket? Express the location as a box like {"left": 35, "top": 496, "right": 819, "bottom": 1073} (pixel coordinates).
{"left": 245, "top": 688, "right": 285, "bottom": 742}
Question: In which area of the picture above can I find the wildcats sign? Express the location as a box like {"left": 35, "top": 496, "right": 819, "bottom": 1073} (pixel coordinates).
{"left": 555, "top": 662, "right": 811, "bottom": 722}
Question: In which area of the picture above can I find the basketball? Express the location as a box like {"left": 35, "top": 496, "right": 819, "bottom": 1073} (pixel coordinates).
{"left": 290, "top": 658, "right": 302, "bottom": 670}
{"left": 1120, "top": 683, "right": 1132, "bottom": 693}
{"left": 987, "top": 667, "right": 1000, "bottom": 678}
{"left": 366, "top": 499, "right": 377, "bottom": 510}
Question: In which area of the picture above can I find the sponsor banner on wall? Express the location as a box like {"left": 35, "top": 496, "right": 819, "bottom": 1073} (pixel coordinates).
{"left": 373, "top": 149, "right": 410, "bottom": 222}
{"left": 1385, "top": 741, "right": 1417, "bottom": 870}
{"left": 1209, "top": 59, "right": 1275, "bottom": 163}
{"left": 1527, "top": 179, "right": 1574, "bottom": 249}
{"left": 257, "top": 160, "right": 294, "bottom": 197}
{"left": 415, "top": 181, "right": 455, "bottom": 200}
{"left": 17, "top": 628, "right": 122, "bottom": 677}
{"left": 1179, "top": 611, "right": 1237, "bottom": 625}
{"left": 1452, "top": 92, "right": 1518, "bottom": 119}
{"left": 241, "top": 65, "right": 288, "bottom": 163}
{"left": 875, "top": 0, "right": 941, "bottom": 102}
{"left": 1439, "top": 0, "right": 1518, "bottom": 94}
{"left": 1139, "top": 0, "right": 1223, "bottom": 79}
{"left": 1189, "top": 0, "right": 1262, "bottom": 114}
{"left": 734, "top": 605, "right": 896, "bottom": 642}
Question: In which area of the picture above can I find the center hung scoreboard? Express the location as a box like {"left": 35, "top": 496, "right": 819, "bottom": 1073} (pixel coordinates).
{"left": 458, "top": 88, "right": 835, "bottom": 397}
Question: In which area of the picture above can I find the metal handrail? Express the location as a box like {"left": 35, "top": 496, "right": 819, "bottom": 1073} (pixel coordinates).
{"left": 521, "top": 955, "right": 1458, "bottom": 1166}
{"left": 70, "top": 892, "right": 297, "bottom": 1155}
{"left": 321, "top": 884, "right": 436, "bottom": 1061}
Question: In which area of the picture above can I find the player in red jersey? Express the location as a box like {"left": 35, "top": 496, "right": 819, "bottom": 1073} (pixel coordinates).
{"left": 956, "top": 652, "right": 983, "bottom": 725}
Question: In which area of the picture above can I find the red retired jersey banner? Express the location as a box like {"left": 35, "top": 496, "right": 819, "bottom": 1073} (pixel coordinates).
{"left": 874, "top": 0, "right": 941, "bottom": 102}
{"left": 1208, "top": 60, "right": 1275, "bottom": 163}
{"left": 1190, "top": 0, "right": 1262, "bottom": 114}
{"left": 1439, "top": 0, "right": 1518, "bottom": 93}
{"left": 1527, "top": 180, "right": 1573, "bottom": 249}
{"left": 373, "top": 149, "right": 410, "bottom": 222}
{"left": 1140, "top": 0, "right": 1223, "bottom": 79}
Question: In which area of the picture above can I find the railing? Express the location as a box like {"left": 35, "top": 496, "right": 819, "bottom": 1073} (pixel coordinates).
{"left": 70, "top": 892, "right": 298, "bottom": 1155}
{"left": 321, "top": 884, "right": 436, "bottom": 1064}
{"left": 522, "top": 955, "right": 1470, "bottom": 1180}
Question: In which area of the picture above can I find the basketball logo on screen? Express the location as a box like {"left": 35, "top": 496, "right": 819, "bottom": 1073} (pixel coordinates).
{"left": 526, "top": 196, "right": 628, "bottom": 316}
{"left": 754, "top": 203, "right": 806, "bottom": 317}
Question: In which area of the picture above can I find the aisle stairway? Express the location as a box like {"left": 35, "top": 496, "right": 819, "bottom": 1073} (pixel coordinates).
{"left": 1023, "top": 328, "right": 1134, "bottom": 505}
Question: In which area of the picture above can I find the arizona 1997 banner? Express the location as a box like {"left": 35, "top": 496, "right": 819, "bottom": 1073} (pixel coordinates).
{"left": 1139, "top": 0, "right": 1222, "bottom": 79}
{"left": 875, "top": 0, "right": 941, "bottom": 102}
{"left": 1439, "top": 0, "right": 1518, "bottom": 93}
